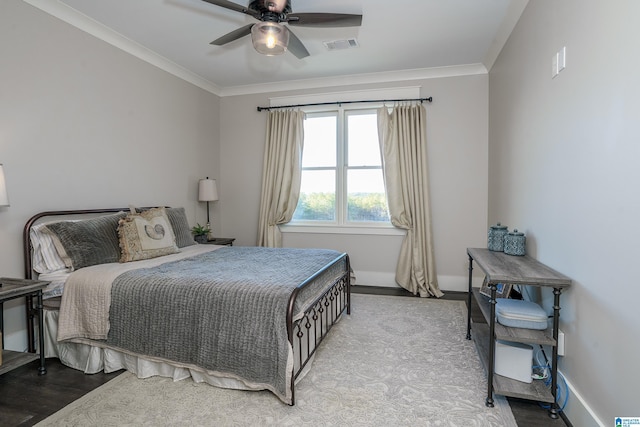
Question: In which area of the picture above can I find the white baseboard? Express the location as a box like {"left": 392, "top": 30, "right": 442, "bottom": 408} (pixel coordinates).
{"left": 352, "top": 272, "right": 483, "bottom": 293}
{"left": 352, "top": 271, "right": 398, "bottom": 288}
{"left": 437, "top": 275, "right": 484, "bottom": 292}
{"left": 559, "top": 370, "right": 604, "bottom": 427}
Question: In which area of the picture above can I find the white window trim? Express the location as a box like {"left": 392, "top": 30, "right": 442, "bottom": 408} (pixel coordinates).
{"left": 269, "top": 86, "right": 421, "bottom": 108}
{"left": 280, "top": 223, "right": 406, "bottom": 236}
{"left": 280, "top": 87, "right": 421, "bottom": 236}
{"left": 294, "top": 107, "right": 392, "bottom": 230}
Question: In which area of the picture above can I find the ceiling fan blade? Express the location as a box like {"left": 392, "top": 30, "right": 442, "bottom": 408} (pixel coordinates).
{"left": 201, "top": 0, "right": 261, "bottom": 19}
{"left": 210, "top": 24, "right": 254, "bottom": 46}
{"left": 286, "top": 13, "right": 363, "bottom": 28}
{"left": 286, "top": 29, "right": 310, "bottom": 59}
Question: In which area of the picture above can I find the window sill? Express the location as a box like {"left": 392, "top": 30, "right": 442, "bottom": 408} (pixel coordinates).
{"left": 279, "top": 224, "right": 406, "bottom": 236}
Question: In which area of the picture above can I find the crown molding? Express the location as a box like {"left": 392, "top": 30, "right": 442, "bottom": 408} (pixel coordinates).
{"left": 219, "top": 64, "right": 488, "bottom": 97}
{"left": 22, "top": 0, "right": 222, "bottom": 95}
{"left": 23, "top": 0, "right": 488, "bottom": 98}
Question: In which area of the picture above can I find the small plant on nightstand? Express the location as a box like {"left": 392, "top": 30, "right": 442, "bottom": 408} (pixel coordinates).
{"left": 191, "top": 223, "right": 210, "bottom": 243}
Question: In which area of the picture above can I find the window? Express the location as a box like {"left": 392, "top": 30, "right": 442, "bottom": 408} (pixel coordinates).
{"left": 292, "top": 108, "right": 390, "bottom": 226}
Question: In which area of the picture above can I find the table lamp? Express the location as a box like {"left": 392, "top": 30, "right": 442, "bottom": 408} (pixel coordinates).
{"left": 198, "top": 177, "right": 218, "bottom": 238}
{"left": 0, "top": 164, "right": 9, "bottom": 207}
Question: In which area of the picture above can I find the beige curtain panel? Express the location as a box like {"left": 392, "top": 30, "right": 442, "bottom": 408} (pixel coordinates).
{"left": 257, "top": 109, "right": 304, "bottom": 247}
{"left": 377, "top": 104, "right": 443, "bottom": 297}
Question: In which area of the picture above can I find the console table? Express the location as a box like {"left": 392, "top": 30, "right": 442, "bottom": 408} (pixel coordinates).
{"left": 466, "top": 248, "right": 571, "bottom": 418}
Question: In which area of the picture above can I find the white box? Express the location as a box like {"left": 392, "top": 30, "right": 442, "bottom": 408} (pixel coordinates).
{"left": 494, "top": 340, "right": 533, "bottom": 383}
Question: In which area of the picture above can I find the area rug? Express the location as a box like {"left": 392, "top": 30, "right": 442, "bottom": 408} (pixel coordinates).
{"left": 37, "top": 294, "right": 517, "bottom": 426}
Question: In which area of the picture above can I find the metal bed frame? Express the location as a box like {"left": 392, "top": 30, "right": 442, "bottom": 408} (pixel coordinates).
{"left": 23, "top": 208, "right": 351, "bottom": 405}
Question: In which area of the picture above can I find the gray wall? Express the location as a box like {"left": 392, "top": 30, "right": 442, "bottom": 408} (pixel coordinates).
{"left": 0, "top": 1, "right": 220, "bottom": 350}
{"left": 219, "top": 75, "right": 489, "bottom": 292}
{"left": 489, "top": 0, "right": 640, "bottom": 424}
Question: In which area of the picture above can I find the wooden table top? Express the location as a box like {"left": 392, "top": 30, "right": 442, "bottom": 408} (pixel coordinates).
{"left": 467, "top": 248, "right": 571, "bottom": 288}
{"left": 0, "top": 278, "right": 50, "bottom": 299}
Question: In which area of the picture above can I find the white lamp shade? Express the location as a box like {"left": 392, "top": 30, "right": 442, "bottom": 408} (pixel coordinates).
{"left": 251, "top": 22, "right": 289, "bottom": 56}
{"left": 0, "top": 164, "right": 9, "bottom": 207}
{"left": 198, "top": 178, "right": 218, "bottom": 202}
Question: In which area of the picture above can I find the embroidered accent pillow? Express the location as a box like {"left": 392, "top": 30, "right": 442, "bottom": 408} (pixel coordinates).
{"left": 136, "top": 206, "right": 195, "bottom": 248}
{"left": 118, "top": 207, "right": 179, "bottom": 263}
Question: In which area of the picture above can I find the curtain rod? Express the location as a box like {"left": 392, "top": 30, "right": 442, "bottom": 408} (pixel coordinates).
{"left": 256, "top": 97, "right": 433, "bottom": 112}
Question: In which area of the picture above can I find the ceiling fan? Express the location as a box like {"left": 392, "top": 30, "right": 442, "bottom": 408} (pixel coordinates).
{"left": 201, "top": 0, "right": 363, "bottom": 59}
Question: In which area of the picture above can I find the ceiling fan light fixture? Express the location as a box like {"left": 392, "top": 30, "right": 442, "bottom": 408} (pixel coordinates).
{"left": 251, "top": 21, "right": 289, "bottom": 56}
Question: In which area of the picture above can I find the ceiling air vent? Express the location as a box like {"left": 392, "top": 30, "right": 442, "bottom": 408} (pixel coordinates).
{"left": 323, "top": 38, "right": 359, "bottom": 51}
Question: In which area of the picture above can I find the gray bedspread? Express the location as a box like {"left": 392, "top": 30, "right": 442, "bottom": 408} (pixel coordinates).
{"left": 105, "top": 246, "right": 346, "bottom": 404}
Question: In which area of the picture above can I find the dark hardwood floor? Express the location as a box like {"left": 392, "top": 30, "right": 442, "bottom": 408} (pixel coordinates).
{"left": 0, "top": 358, "right": 121, "bottom": 426}
{"left": 0, "top": 286, "right": 571, "bottom": 427}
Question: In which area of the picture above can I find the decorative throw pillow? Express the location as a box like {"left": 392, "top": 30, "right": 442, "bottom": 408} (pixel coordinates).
{"left": 43, "top": 212, "right": 127, "bottom": 271}
{"left": 118, "top": 207, "right": 179, "bottom": 263}
{"left": 164, "top": 207, "right": 196, "bottom": 248}
{"left": 135, "top": 207, "right": 196, "bottom": 248}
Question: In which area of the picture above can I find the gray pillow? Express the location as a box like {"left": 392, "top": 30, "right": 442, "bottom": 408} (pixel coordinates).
{"left": 165, "top": 207, "right": 196, "bottom": 248}
{"left": 43, "top": 212, "right": 126, "bottom": 270}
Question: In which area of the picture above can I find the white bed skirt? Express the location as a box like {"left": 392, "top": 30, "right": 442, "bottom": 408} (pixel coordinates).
{"left": 43, "top": 308, "right": 313, "bottom": 392}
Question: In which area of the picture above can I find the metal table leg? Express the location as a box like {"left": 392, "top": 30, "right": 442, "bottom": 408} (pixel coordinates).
{"left": 548, "top": 287, "right": 562, "bottom": 418}
{"left": 486, "top": 283, "right": 496, "bottom": 407}
{"left": 466, "top": 256, "right": 473, "bottom": 340}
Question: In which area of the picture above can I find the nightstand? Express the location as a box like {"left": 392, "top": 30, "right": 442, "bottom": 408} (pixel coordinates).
{"left": 205, "top": 237, "right": 235, "bottom": 246}
{"left": 0, "top": 278, "right": 49, "bottom": 376}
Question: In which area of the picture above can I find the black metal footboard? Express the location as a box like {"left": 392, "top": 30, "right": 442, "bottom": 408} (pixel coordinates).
{"left": 286, "top": 254, "right": 351, "bottom": 406}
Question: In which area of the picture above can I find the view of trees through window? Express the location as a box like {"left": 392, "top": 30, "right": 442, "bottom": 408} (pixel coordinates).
{"left": 292, "top": 109, "right": 390, "bottom": 224}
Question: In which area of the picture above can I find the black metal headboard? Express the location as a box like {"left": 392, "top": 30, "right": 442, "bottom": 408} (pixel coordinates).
{"left": 23, "top": 208, "right": 130, "bottom": 279}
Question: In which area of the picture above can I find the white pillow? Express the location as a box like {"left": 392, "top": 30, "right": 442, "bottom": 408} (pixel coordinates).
{"left": 30, "top": 223, "right": 71, "bottom": 274}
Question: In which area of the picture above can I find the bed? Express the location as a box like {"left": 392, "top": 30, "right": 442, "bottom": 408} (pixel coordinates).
{"left": 23, "top": 207, "right": 351, "bottom": 405}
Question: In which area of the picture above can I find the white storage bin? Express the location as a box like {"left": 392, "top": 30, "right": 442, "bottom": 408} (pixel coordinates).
{"left": 494, "top": 340, "right": 533, "bottom": 383}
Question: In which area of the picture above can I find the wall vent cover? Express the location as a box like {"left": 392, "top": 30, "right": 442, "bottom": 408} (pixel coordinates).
{"left": 323, "top": 38, "right": 359, "bottom": 51}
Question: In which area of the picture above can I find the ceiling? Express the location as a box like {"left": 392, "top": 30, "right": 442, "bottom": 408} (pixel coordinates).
{"left": 24, "top": 0, "right": 528, "bottom": 96}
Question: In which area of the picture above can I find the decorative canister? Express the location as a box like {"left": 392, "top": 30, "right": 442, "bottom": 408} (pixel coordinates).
{"left": 487, "top": 223, "right": 509, "bottom": 251}
{"left": 504, "top": 229, "right": 526, "bottom": 256}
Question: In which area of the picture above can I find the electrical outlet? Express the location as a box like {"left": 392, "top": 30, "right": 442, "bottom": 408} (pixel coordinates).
{"left": 552, "top": 46, "right": 567, "bottom": 79}
{"left": 558, "top": 46, "right": 566, "bottom": 72}
{"left": 557, "top": 329, "right": 565, "bottom": 356}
